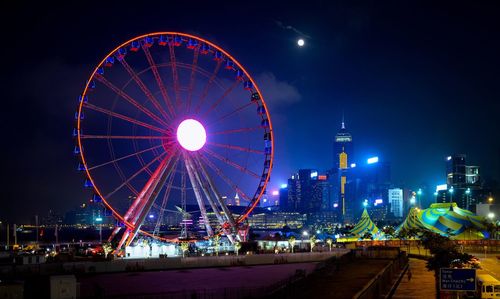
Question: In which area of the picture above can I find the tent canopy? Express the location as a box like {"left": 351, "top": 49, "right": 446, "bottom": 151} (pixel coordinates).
{"left": 396, "top": 203, "right": 487, "bottom": 239}
{"left": 350, "top": 209, "right": 380, "bottom": 238}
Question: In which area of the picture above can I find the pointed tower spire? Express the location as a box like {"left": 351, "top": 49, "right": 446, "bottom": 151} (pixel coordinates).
{"left": 341, "top": 110, "right": 345, "bottom": 129}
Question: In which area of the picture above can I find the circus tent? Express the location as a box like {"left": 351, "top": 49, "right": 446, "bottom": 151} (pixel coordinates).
{"left": 396, "top": 203, "right": 487, "bottom": 240}
{"left": 350, "top": 208, "right": 380, "bottom": 238}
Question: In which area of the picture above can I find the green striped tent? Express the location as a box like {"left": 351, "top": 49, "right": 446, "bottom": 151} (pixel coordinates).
{"left": 395, "top": 207, "right": 427, "bottom": 233}
{"left": 396, "top": 203, "right": 487, "bottom": 240}
{"left": 350, "top": 208, "right": 380, "bottom": 238}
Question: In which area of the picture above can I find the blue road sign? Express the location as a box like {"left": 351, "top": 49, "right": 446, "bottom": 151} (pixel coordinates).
{"left": 440, "top": 268, "right": 476, "bottom": 291}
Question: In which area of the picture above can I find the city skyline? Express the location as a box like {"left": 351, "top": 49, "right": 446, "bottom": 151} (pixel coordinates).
{"left": 2, "top": 1, "right": 500, "bottom": 222}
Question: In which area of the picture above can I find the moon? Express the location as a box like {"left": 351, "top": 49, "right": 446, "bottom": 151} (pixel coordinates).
{"left": 297, "top": 39, "right": 305, "bottom": 47}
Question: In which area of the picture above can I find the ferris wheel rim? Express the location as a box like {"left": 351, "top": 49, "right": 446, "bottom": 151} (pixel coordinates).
{"left": 76, "top": 32, "right": 274, "bottom": 241}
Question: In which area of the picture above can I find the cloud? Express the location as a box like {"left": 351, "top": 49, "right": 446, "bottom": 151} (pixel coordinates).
{"left": 255, "top": 72, "right": 301, "bottom": 108}
{"left": 274, "top": 20, "right": 312, "bottom": 39}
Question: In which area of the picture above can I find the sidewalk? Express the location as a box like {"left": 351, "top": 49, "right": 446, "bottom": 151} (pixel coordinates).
{"left": 392, "top": 258, "right": 436, "bottom": 299}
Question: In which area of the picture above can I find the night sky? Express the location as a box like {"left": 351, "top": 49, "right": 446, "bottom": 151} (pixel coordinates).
{"left": 2, "top": 1, "right": 500, "bottom": 222}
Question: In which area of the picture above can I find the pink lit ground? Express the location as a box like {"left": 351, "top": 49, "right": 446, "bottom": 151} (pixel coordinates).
{"left": 79, "top": 262, "right": 318, "bottom": 297}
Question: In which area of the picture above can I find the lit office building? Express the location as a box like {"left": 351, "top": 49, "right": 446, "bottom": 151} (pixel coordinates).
{"left": 388, "top": 188, "right": 404, "bottom": 218}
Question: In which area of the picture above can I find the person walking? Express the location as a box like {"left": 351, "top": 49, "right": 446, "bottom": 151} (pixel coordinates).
{"left": 407, "top": 267, "right": 412, "bottom": 281}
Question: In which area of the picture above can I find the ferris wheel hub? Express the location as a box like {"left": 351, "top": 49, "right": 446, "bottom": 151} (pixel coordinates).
{"left": 176, "top": 119, "right": 207, "bottom": 151}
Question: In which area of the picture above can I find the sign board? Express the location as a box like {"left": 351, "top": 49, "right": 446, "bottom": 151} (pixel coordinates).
{"left": 440, "top": 268, "right": 476, "bottom": 291}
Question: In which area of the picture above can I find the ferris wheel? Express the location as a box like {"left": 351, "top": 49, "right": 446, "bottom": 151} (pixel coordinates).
{"left": 74, "top": 32, "right": 274, "bottom": 250}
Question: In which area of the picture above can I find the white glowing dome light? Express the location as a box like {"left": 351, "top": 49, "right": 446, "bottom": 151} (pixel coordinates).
{"left": 177, "top": 119, "right": 207, "bottom": 151}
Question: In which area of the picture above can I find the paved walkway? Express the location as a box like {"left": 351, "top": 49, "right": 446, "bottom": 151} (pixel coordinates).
{"left": 393, "top": 258, "right": 436, "bottom": 299}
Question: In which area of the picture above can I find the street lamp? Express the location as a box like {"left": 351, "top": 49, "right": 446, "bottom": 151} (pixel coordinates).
{"left": 417, "top": 189, "right": 422, "bottom": 207}
{"left": 449, "top": 187, "right": 454, "bottom": 203}
{"left": 95, "top": 216, "right": 103, "bottom": 244}
{"left": 302, "top": 231, "right": 309, "bottom": 250}
{"left": 465, "top": 188, "right": 471, "bottom": 210}
{"left": 488, "top": 197, "right": 494, "bottom": 203}
{"left": 410, "top": 195, "right": 416, "bottom": 205}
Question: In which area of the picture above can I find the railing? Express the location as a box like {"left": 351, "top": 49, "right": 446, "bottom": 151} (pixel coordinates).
{"left": 352, "top": 253, "right": 409, "bottom": 299}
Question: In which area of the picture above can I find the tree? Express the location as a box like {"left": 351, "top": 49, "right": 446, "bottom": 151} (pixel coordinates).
{"left": 309, "top": 235, "right": 317, "bottom": 252}
{"left": 361, "top": 232, "right": 373, "bottom": 240}
{"left": 326, "top": 238, "right": 333, "bottom": 252}
{"left": 234, "top": 242, "right": 241, "bottom": 256}
{"left": 482, "top": 220, "right": 498, "bottom": 240}
{"left": 180, "top": 241, "right": 189, "bottom": 258}
{"left": 382, "top": 226, "right": 396, "bottom": 240}
{"left": 420, "top": 230, "right": 480, "bottom": 298}
{"left": 102, "top": 242, "right": 113, "bottom": 259}
{"left": 407, "top": 228, "right": 422, "bottom": 239}
{"left": 288, "top": 236, "right": 296, "bottom": 253}
{"left": 213, "top": 235, "right": 221, "bottom": 256}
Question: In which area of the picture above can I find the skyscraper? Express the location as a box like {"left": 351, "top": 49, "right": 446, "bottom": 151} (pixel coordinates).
{"left": 333, "top": 117, "right": 353, "bottom": 169}
{"left": 388, "top": 188, "right": 404, "bottom": 218}
{"left": 445, "top": 154, "right": 482, "bottom": 210}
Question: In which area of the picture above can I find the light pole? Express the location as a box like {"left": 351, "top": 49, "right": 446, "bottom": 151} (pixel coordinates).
{"left": 449, "top": 187, "right": 454, "bottom": 203}
{"left": 95, "top": 216, "right": 103, "bottom": 244}
{"left": 488, "top": 213, "right": 495, "bottom": 240}
{"left": 465, "top": 188, "right": 471, "bottom": 210}
{"left": 417, "top": 189, "right": 422, "bottom": 207}
{"left": 302, "top": 231, "right": 308, "bottom": 250}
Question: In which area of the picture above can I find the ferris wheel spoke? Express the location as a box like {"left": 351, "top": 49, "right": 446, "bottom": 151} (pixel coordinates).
{"left": 202, "top": 148, "right": 260, "bottom": 180}
{"left": 193, "top": 154, "right": 237, "bottom": 230}
{"left": 81, "top": 135, "right": 170, "bottom": 140}
{"left": 153, "top": 159, "right": 178, "bottom": 236}
{"left": 198, "top": 153, "right": 253, "bottom": 203}
{"left": 105, "top": 151, "right": 168, "bottom": 199}
{"left": 186, "top": 46, "right": 200, "bottom": 114}
{"left": 84, "top": 102, "right": 167, "bottom": 134}
{"left": 119, "top": 154, "right": 178, "bottom": 249}
{"left": 183, "top": 152, "right": 214, "bottom": 236}
{"left": 142, "top": 45, "right": 176, "bottom": 117}
{"left": 94, "top": 74, "right": 169, "bottom": 128}
{"left": 87, "top": 144, "right": 164, "bottom": 171}
{"left": 207, "top": 142, "right": 264, "bottom": 155}
{"left": 210, "top": 126, "right": 262, "bottom": 135}
{"left": 168, "top": 44, "right": 182, "bottom": 108}
{"left": 131, "top": 131, "right": 154, "bottom": 177}
{"left": 201, "top": 80, "right": 239, "bottom": 117}
{"left": 128, "top": 154, "right": 178, "bottom": 224}
{"left": 189, "top": 156, "right": 228, "bottom": 234}
{"left": 118, "top": 58, "right": 171, "bottom": 121}
{"left": 208, "top": 102, "right": 254, "bottom": 126}
{"left": 194, "top": 60, "right": 222, "bottom": 113}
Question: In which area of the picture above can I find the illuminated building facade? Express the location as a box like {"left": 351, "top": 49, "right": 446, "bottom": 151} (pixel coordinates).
{"left": 344, "top": 157, "right": 391, "bottom": 223}
{"left": 278, "top": 170, "right": 336, "bottom": 224}
{"left": 247, "top": 212, "right": 307, "bottom": 229}
{"left": 445, "top": 154, "right": 482, "bottom": 210}
{"left": 331, "top": 118, "right": 354, "bottom": 223}
{"left": 333, "top": 118, "right": 353, "bottom": 169}
{"left": 388, "top": 188, "right": 404, "bottom": 218}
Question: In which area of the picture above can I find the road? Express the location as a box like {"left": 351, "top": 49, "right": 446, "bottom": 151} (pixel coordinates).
{"left": 470, "top": 252, "right": 500, "bottom": 279}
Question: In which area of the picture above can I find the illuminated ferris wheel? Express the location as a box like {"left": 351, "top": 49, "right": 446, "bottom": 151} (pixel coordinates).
{"left": 74, "top": 32, "right": 274, "bottom": 250}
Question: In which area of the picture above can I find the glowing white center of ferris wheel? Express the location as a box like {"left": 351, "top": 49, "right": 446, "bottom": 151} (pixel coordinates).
{"left": 176, "top": 119, "right": 207, "bottom": 151}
